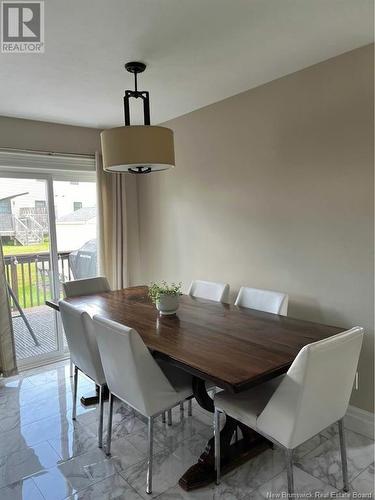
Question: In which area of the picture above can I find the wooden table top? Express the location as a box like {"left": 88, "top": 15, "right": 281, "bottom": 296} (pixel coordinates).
{"left": 47, "top": 286, "right": 343, "bottom": 393}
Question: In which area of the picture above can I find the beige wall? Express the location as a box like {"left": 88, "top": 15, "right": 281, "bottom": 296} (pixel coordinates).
{"left": 0, "top": 116, "right": 101, "bottom": 154}
{"left": 137, "top": 45, "right": 374, "bottom": 413}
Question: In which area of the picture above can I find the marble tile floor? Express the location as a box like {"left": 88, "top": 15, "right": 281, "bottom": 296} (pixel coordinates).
{"left": 0, "top": 360, "right": 373, "bottom": 500}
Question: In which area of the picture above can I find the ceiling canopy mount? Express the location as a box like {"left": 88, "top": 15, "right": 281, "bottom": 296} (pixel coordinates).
{"left": 124, "top": 61, "right": 146, "bottom": 74}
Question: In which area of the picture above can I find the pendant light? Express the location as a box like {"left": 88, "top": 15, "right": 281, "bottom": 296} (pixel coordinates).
{"left": 101, "top": 62, "right": 175, "bottom": 174}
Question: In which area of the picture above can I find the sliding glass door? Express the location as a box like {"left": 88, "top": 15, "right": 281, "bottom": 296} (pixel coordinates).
{"left": 0, "top": 175, "right": 59, "bottom": 364}
{"left": 0, "top": 170, "right": 97, "bottom": 368}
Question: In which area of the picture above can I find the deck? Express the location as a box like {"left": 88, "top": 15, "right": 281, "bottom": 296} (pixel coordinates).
{"left": 12, "top": 305, "right": 60, "bottom": 360}
{"left": 3, "top": 249, "right": 72, "bottom": 362}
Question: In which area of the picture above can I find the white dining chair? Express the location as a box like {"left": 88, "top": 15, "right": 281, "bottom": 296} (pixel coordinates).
{"left": 235, "top": 286, "right": 288, "bottom": 316}
{"left": 92, "top": 314, "right": 193, "bottom": 494}
{"left": 63, "top": 276, "right": 111, "bottom": 298}
{"left": 214, "top": 326, "right": 364, "bottom": 496}
{"left": 59, "top": 300, "right": 107, "bottom": 448}
{"left": 63, "top": 277, "right": 111, "bottom": 377}
{"left": 188, "top": 280, "right": 230, "bottom": 303}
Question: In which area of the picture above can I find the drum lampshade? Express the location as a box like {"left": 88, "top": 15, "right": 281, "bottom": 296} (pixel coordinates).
{"left": 101, "top": 125, "right": 175, "bottom": 174}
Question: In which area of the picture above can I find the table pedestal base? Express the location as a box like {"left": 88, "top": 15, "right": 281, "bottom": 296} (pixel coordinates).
{"left": 80, "top": 385, "right": 109, "bottom": 407}
{"left": 179, "top": 417, "right": 269, "bottom": 491}
{"left": 179, "top": 378, "right": 270, "bottom": 491}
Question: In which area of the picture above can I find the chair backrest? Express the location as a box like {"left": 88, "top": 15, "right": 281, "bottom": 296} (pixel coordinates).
{"left": 59, "top": 300, "right": 106, "bottom": 385}
{"left": 63, "top": 276, "right": 110, "bottom": 298}
{"left": 188, "top": 280, "right": 229, "bottom": 303}
{"left": 257, "top": 327, "right": 364, "bottom": 449}
{"left": 235, "top": 286, "right": 288, "bottom": 315}
{"left": 92, "top": 315, "right": 182, "bottom": 417}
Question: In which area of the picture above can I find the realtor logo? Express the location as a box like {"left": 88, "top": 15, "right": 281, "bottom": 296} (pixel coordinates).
{"left": 1, "top": 1, "right": 44, "bottom": 53}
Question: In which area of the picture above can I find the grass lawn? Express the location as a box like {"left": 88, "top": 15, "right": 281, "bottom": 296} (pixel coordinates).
{"left": 2, "top": 241, "right": 49, "bottom": 256}
{"left": 8, "top": 260, "right": 52, "bottom": 309}
{"left": 2, "top": 240, "right": 52, "bottom": 308}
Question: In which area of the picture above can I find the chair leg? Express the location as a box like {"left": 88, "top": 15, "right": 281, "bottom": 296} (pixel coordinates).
{"left": 214, "top": 408, "right": 221, "bottom": 485}
{"left": 98, "top": 385, "right": 104, "bottom": 448}
{"left": 70, "top": 360, "right": 74, "bottom": 378}
{"left": 167, "top": 409, "right": 172, "bottom": 426}
{"left": 285, "top": 448, "right": 294, "bottom": 497}
{"left": 180, "top": 401, "right": 184, "bottom": 417}
{"left": 188, "top": 399, "right": 193, "bottom": 416}
{"left": 146, "top": 416, "right": 154, "bottom": 494}
{"left": 72, "top": 365, "right": 78, "bottom": 420}
{"left": 162, "top": 412, "right": 166, "bottom": 423}
{"left": 106, "top": 392, "right": 114, "bottom": 456}
{"left": 338, "top": 419, "right": 349, "bottom": 492}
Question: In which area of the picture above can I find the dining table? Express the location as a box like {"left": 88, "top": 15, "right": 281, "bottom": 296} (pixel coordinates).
{"left": 46, "top": 285, "right": 343, "bottom": 491}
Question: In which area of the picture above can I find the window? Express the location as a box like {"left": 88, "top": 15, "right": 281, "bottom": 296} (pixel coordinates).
{"left": 0, "top": 198, "right": 11, "bottom": 214}
{"left": 35, "top": 200, "right": 46, "bottom": 209}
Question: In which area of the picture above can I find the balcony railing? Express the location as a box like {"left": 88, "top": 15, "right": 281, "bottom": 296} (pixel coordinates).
{"left": 4, "top": 251, "right": 72, "bottom": 309}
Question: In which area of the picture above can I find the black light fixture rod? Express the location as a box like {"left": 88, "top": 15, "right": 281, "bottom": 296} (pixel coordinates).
{"left": 123, "top": 61, "right": 150, "bottom": 127}
{"left": 143, "top": 92, "right": 150, "bottom": 125}
{"left": 124, "top": 91, "right": 131, "bottom": 126}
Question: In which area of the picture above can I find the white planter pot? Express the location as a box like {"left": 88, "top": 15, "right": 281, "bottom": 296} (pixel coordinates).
{"left": 156, "top": 294, "right": 179, "bottom": 315}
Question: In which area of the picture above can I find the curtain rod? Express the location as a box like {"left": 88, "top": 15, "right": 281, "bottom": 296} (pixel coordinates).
{"left": 0, "top": 147, "right": 95, "bottom": 159}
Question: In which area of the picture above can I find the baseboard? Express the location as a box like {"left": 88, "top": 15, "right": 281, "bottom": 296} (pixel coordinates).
{"left": 345, "top": 405, "right": 374, "bottom": 439}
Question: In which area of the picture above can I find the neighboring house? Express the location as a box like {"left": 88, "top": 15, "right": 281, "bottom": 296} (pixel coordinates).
{"left": 0, "top": 181, "right": 47, "bottom": 216}
{"left": 0, "top": 192, "right": 46, "bottom": 245}
{"left": 56, "top": 207, "right": 96, "bottom": 252}
{"left": 0, "top": 192, "right": 28, "bottom": 235}
{"left": 0, "top": 178, "right": 97, "bottom": 247}
{"left": 0, "top": 178, "right": 96, "bottom": 220}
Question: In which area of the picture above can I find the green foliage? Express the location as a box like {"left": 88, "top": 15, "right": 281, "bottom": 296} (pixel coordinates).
{"left": 148, "top": 281, "right": 182, "bottom": 304}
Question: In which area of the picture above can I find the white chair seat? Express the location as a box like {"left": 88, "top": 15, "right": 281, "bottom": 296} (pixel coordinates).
{"left": 215, "top": 375, "right": 284, "bottom": 428}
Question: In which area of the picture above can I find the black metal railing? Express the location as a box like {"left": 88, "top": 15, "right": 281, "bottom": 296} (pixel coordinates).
{"left": 4, "top": 251, "right": 72, "bottom": 309}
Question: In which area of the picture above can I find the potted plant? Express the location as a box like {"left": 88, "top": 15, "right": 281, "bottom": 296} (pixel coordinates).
{"left": 149, "top": 281, "right": 182, "bottom": 316}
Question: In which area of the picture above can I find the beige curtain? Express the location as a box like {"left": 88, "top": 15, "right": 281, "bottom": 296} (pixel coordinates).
{"left": 96, "top": 152, "right": 128, "bottom": 290}
{"left": 0, "top": 242, "right": 17, "bottom": 376}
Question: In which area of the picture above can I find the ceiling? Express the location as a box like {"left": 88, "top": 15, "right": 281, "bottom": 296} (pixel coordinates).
{"left": 0, "top": 0, "right": 373, "bottom": 129}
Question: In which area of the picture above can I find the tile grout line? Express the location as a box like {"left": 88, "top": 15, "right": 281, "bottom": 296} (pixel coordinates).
{"left": 295, "top": 431, "right": 375, "bottom": 492}
{"left": 61, "top": 470, "right": 119, "bottom": 500}
{"left": 31, "top": 476, "right": 49, "bottom": 500}
{"left": 348, "top": 460, "right": 375, "bottom": 485}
